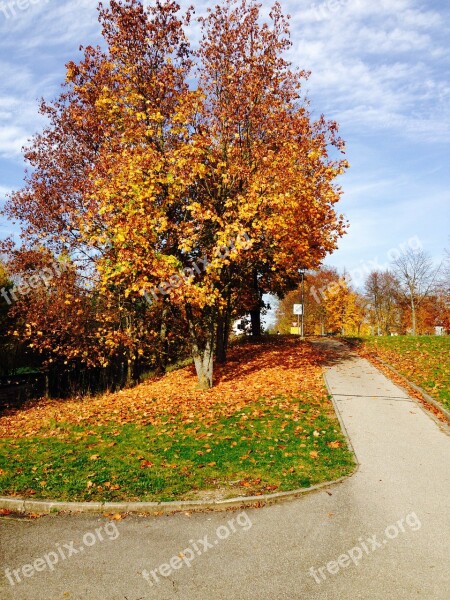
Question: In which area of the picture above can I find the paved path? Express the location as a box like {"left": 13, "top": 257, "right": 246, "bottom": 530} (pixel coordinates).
{"left": 1, "top": 341, "right": 449, "bottom": 599}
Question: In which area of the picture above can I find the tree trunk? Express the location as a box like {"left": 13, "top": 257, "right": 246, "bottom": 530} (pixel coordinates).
{"left": 216, "top": 316, "right": 231, "bottom": 364}
{"left": 216, "top": 293, "right": 232, "bottom": 364}
{"left": 155, "top": 306, "right": 168, "bottom": 374}
{"left": 216, "top": 316, "right": 225, "bottom": 364}
{"left": 125, "top": 357, "right": 133, "bottom": 388}
{"left": 132, "top": 356, "right": 142, "bottom": 384}
{"left": 250, "top": 307, "right": 261, "bottom": 338}
{"left": 187, "top": 305, "right": 215, "bottom": 389}
{"left": 411, "top": 297, "right": 417, "bottom": 336}
{"left": 192, "top": 338, "right": 214, "bottom": 389}
{"left": 250, "top": 269, "right": 262, "bottom": 337}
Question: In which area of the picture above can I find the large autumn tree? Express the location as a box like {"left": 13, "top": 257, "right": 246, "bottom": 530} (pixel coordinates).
{"left": 195, "top": 0, "right": 347, "bottom": 342}
{"left": 90, "top": 0, "right": 347, "bottom": 386}
{"left": 2, "top": 0, "right": 347, "bottom": 390}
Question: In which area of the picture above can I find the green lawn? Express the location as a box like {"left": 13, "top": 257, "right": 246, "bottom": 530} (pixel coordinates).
{"left": 0, "top": 394, "right": 354, "bottom": 503}
{"left": 363, "top": 336, "right": 450, "bottom": 412}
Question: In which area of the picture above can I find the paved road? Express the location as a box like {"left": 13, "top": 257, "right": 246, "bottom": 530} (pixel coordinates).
{"left": 1, "top": 341, "right": 449, "bottom": 599}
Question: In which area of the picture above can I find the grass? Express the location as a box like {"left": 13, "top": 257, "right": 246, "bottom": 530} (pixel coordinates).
{"left": 0, "top": 396, "right": 353, "bottom": 502}
{"left": 0, "top": 337, "right": 355, "bottom": 502}
{"left": 362, "top": 336, "right": 450, "bottom": 412}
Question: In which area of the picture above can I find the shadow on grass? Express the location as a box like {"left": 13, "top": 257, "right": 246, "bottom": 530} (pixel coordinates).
{"left": 1, "top": 335, "right": 357, "bottom": 419}
{"left": 215, "top": 335, "right": 358, "bottom": 383}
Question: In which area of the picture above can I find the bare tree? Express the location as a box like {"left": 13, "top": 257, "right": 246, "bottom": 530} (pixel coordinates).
{"left": 391, "top": 249, "right": 441, "bottom": 335}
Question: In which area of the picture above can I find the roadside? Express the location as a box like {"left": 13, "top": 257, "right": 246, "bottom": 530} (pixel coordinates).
{"left": 349, "top": 336, "right": 450, "bottom": 424}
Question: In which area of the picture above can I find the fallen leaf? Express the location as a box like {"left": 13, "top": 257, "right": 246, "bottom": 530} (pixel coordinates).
{"left": 328, "top": 441, "right": 341, "bottom": 449}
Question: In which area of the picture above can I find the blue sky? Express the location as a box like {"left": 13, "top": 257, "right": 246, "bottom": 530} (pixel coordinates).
{"left": 0, "top": 0, "right": 449, "bottom": 293}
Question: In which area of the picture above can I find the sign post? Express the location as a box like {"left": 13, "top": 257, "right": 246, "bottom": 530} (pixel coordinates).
{"left": 301, "top": 269, "right": 305, "bottom": 338}
{"left": 294, "top": 265, "right": 306, "bottom": 339}
{"left": 293, "top": 304, "right": 303, "bottom": 337}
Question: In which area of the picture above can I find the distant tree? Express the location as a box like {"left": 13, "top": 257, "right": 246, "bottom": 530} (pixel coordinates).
{"left": 275, "top": 268, "right": 340, "bottom": 335}
{"left": 429, "top": 248, "right": 450, "bottom": 332}
{"left": 415, "top": 295, "right": 448, "bottom": 334}
{"left": 364, "top": 270, "right": 400, "bottom": 335}
{"left": 442, "top": 246, "right": 450, "bottom": 292}
{"left": 353, "top": 293, "right": 370, "bottom": 336}
{"left": 306, "top": 268, "right": 342, "bottom": 335}
{"left": 391, "top": 249, "right": 441, "bottom": 336}
{"left": 323, "top": 278, "right": 365, "bottom": 336}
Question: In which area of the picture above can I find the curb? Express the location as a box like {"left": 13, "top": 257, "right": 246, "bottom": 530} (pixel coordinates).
{"left": 322, "top": 371, "right": 361, "bottom": 469}
{"left": 0, "top": 474, "right": 353, "bottom": 516}
{"left": 365, "top": 354, "right": 450, "bottom": 425}
{"left": 314, "top": 338, "right": 360, "bottom": 469}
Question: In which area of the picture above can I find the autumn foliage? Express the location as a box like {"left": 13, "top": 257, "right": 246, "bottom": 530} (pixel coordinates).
{"left": 1, "top": 0, "right": 347, "bottom": 390}
{"left": 275, "top": 268, "right": 368, "bottom": 336}
{"left": 275, "top": 256, "right": 448, "bottom": 337}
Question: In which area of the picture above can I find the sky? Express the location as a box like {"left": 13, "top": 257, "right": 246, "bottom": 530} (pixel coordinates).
{"left": 0, "top": 0, "right": 449, "bottom": 300}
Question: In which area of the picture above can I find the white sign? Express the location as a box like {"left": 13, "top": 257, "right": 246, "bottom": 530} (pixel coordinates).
{"left": 293, "top": 304, "right": 303, "bottom": 315}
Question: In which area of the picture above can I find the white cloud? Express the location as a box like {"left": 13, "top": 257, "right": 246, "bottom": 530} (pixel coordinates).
{"left": 281, "top": 0, "right": 450, "bottom": 142}
{"left": 0, "top": 184, "right": 14, "bottom": 197}
{"left": 354, "top": 26, "right": 431, "bottom": 53}
{"left": 0, "top": 0, "right": 100, "bottom": 162}
{"left": 0, "top": 125, "right": 29, "bottom": 157}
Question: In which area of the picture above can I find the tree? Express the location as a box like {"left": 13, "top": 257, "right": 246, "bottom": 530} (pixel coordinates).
{"left": 391, "top": 249, "right": 441, "bottom": 336}
{"left": 444, "top": 246, "right": 450, "bottom": 283}
{"left": 416, "top": 295, "right": 449, "bottom": 334}
{"left": 2, "top": 0, "right": 193, "bottom": 387}
{"left": 77, "top": 0, "right": 347, "bottom": 386}
{"left": 323, "top": 278, "right": 363, "bottom": 336}
{"left": 195, "top": 0, "right": 347, "bottom": 342}
{"left": 364, "top": 270, "right": 399, "bottom": 335}
{"left": 2, "top": 0, "right": 347, "bottom": 390}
